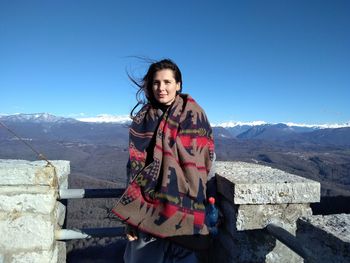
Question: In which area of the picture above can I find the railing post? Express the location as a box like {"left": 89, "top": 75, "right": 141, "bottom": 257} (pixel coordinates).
{"left": 55, "top": 227, "right": 125, "bottom": 240}
{"left": 58, "top": 188, "right": 125, "bottom": 199}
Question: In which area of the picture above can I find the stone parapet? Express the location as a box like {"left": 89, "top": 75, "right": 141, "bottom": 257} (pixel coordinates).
{"left": 236, "top": 203, "right": 311, "bottom": 231}
{"left": 1, "top": 159, "right": 348, "bottom": 263}
{"left": 213, "top": 161, "right": 321, "bottom": 263}
{"left": 0, "top": 159, "right": 69, "bottom": 263}
{"left": 0, "top": 160, "right": 69, "bottom": 188}
{"left": 216, "top": 161, "right": 320, "bottom": 205}
{"left": 297, "top": 214, "right": 350, "bottom": 262}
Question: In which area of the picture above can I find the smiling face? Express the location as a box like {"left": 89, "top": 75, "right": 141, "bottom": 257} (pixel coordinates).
{"left": 152, "top": 69, "right": 181, "bottom": 106}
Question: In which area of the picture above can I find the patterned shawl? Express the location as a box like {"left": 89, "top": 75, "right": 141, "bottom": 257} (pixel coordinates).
{"left": 112, "top": 94, "right": 214, "bottom": 238}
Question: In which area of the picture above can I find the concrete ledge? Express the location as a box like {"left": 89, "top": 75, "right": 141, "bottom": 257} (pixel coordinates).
{"left": 0, "top": 159, "right": 68, "bottom": 263}
{"left": 0, "top": 212, "right": 54, "bottom": 251}
{"left": 300, "top": 214, "right": 350, "bottom": 243}
{"left": 0, "top": 189, "right": 56, "bottom": 214}
{"left": 297, "top": 214, "right": 350, "bottom": 262}
{"left": 10, "top": 250, "right": 55, "bottom": 263}
{"left": 237, "top": 203, "right": 312, "bottom": 230}
{"left": 56, "top": 202, "right": 66, "bottom": 227}
{"left": 216, "top": 161, "right": 320, "bottom": 204}
{"left": 8, "top": 241, "right": 65, "bottom": 263}
{"left": 0, "top": 160, "right": 69, "bottom": 187}
{"left": 56, "top": 241, "right": 66, "bottom": 263}
{"left": 214, "top": 161, "right": 318, "bottom": 263}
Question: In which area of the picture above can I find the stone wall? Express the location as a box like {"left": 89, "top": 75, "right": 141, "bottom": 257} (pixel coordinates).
{"left": 297, "top": 214, "right": 350, "bottom": 263}
{"left": 213, "top": 161, "right": 321, "bottom": 263}
{"left": 0, "top": 160, "right": 69, "bottom": 263}
{"left": 0, "top": 159, "right": 349, "bottom": 263}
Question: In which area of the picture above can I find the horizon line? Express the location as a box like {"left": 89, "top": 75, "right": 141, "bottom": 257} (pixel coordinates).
{"left": 1, "top": 112, "right": 350, "bottom": 128}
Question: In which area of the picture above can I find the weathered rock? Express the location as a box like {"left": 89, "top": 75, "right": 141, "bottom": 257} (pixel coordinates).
{"left": 0, "top": 159, "right": 69, "bottom": 263}
{"left": 0, "top": 187, "right": 56, "bottom": 214}
{"left": 216, "top": 161, "right": 320, "bottom": 204}
{"left": 56, "top": 202, "right": 66, "bottom": 227}
{"left": 9, "top": 242, "right": 64, "bottom": 263}
{"left": 237, "top": 203, "right": 312, "bottom": 230}
{"left": 0, "top": 160, "right": 69, "bottom": 187}
{"left": 0, "top": 212, "right": 54, "bottom": 251}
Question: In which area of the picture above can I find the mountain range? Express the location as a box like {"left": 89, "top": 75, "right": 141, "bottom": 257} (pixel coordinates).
{"left": 1, "top": 113, "right": 350, "bottom": 146}
{"left": 0, "top": 113, "right": 129, "bottom": 146}
{"left": 2, "top": 113, "right": 348, "bottom": 262}
{"left": 1, "top": 113, "right": 350, "bottom": 198}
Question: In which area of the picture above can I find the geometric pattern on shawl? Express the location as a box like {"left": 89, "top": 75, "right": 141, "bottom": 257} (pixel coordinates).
{"left": 112, "top": 94, "right": 214, "bottom": 238}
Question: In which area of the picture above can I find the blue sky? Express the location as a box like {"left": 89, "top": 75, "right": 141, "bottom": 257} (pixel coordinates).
{"left": 1, "top": 0, "right": 349, "bottom": 124}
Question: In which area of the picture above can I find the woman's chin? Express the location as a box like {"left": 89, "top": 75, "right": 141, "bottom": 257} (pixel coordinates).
{"left": 156, "top": 97, "right": 176, "bottom": 106}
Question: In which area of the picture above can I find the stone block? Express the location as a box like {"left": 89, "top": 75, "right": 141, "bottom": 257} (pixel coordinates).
{"left": 265, "top": 240, "right": 303, "bottom": 263}
{"left": 10, "top": 248, "right": 55, "bottom": 263}
{"left": 1, "top": 240, "right": 64, "bottom": 263}
{"left": 0, "top": 160, "right": 70, "bottom": 188}
{"left": 216, "top": 161, "right": 320, "bottom": 204}
{"left": 0, "top": 187, "right": 56, "bottom": 214}
{"left": 0, "top": 212, "right": 54, "bottom": 251}
{"left": 56, "top": 241, "right": 66, "bottom": 263}
{"left": 236, "top": 203, "right": 312, "bottom": 230}
{"left": 56, "top": 201, "right": 66, "bottom": 227}
{"left": 297, "top": 214, "right": 350, "bottom": 262}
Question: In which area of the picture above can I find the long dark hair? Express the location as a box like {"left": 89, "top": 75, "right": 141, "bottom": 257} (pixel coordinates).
{"left": 128, "top": 58, "right": 183, "bottom": 117}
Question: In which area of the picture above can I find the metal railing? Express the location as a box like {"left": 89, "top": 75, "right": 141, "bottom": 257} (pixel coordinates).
{"left": 56, "top": 188, "right": 125, "bottom": 241}
{"left": 55, "top": 227, "right": 125, "bottom": 240}
{"left": 59, "top": 188, "right": 125, "bottom": 199}
{"left": 57, "top": 188, "right": 316, "bottom": 262}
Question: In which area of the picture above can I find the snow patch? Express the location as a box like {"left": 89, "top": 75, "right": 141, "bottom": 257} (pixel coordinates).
{"left": 77, "top": 114, "right": 131, "bottom": 123}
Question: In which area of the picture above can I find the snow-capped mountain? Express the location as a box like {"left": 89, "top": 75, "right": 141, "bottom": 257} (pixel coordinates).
{"left": 0, "top": 113, "right": 129, "bottom": 146}
{"left": 212, "top": 121, "right": 350, "bottom": 129}
{"left": 77, "top": 114, "right": 131, "bottom": 124}
{"left": 0, "top": 113, "right": 77, "bottom": 123}
{"left": 237, "top": 123, "right": 299, "bottom": 140}
{"left": 213, "top": 120, "right": 350, "bottom": 129}
{"left": 213, "top": 121, "right": 267, "bottom": 128}
{"left": 2, "top": 114, "right": 348, "bottom": 128}
{"left": 0, "top": 113, "right": 132, "bottom": 124}
{"left": 1, "top": 113, "right": 350, "bottom": 147}
{"left": 213, "top": 120, "right": 350, "bottom": 138}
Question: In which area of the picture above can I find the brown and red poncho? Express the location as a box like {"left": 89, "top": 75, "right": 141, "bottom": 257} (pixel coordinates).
{"left": 113, "top": 94, "right": 214, "bottom": 240}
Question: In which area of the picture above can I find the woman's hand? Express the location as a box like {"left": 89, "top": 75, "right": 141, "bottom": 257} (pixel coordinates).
{"left": 126, "top": 225, "right": 138, "bottom": 241}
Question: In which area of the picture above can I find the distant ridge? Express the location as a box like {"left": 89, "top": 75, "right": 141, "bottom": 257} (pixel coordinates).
{"left": 0, "top": 113, "right": 130, "bottom": 124}
{"left": 1, "top": 113, "right": 349, "bottom": 129}
{"left": 0, "top": 113, "right": 77, "bottom": 123}
{"left": 213, "top": 120, "right": 350, "bottom": 129}
{"left": 1, "top": 113, "right": 350, "bottom": 198}
{"left": 213, "top": 121, "right": 267, "bottom": 128}
{"left": 0, "top": 113, "right": 129, "bottom": 146}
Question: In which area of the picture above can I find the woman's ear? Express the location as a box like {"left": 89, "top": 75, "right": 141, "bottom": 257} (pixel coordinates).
{"left": 176, "top": 82, "right": 181, "bottom": 91}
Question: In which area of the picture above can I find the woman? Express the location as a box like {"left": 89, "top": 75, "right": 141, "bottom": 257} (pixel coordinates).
{"left": 113, "top": 59, "right": 215, "bottom": 263}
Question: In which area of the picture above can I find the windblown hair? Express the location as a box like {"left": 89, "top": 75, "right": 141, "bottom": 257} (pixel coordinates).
{"left": 128, "top": 58, "right": 183, "bottom": 117}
